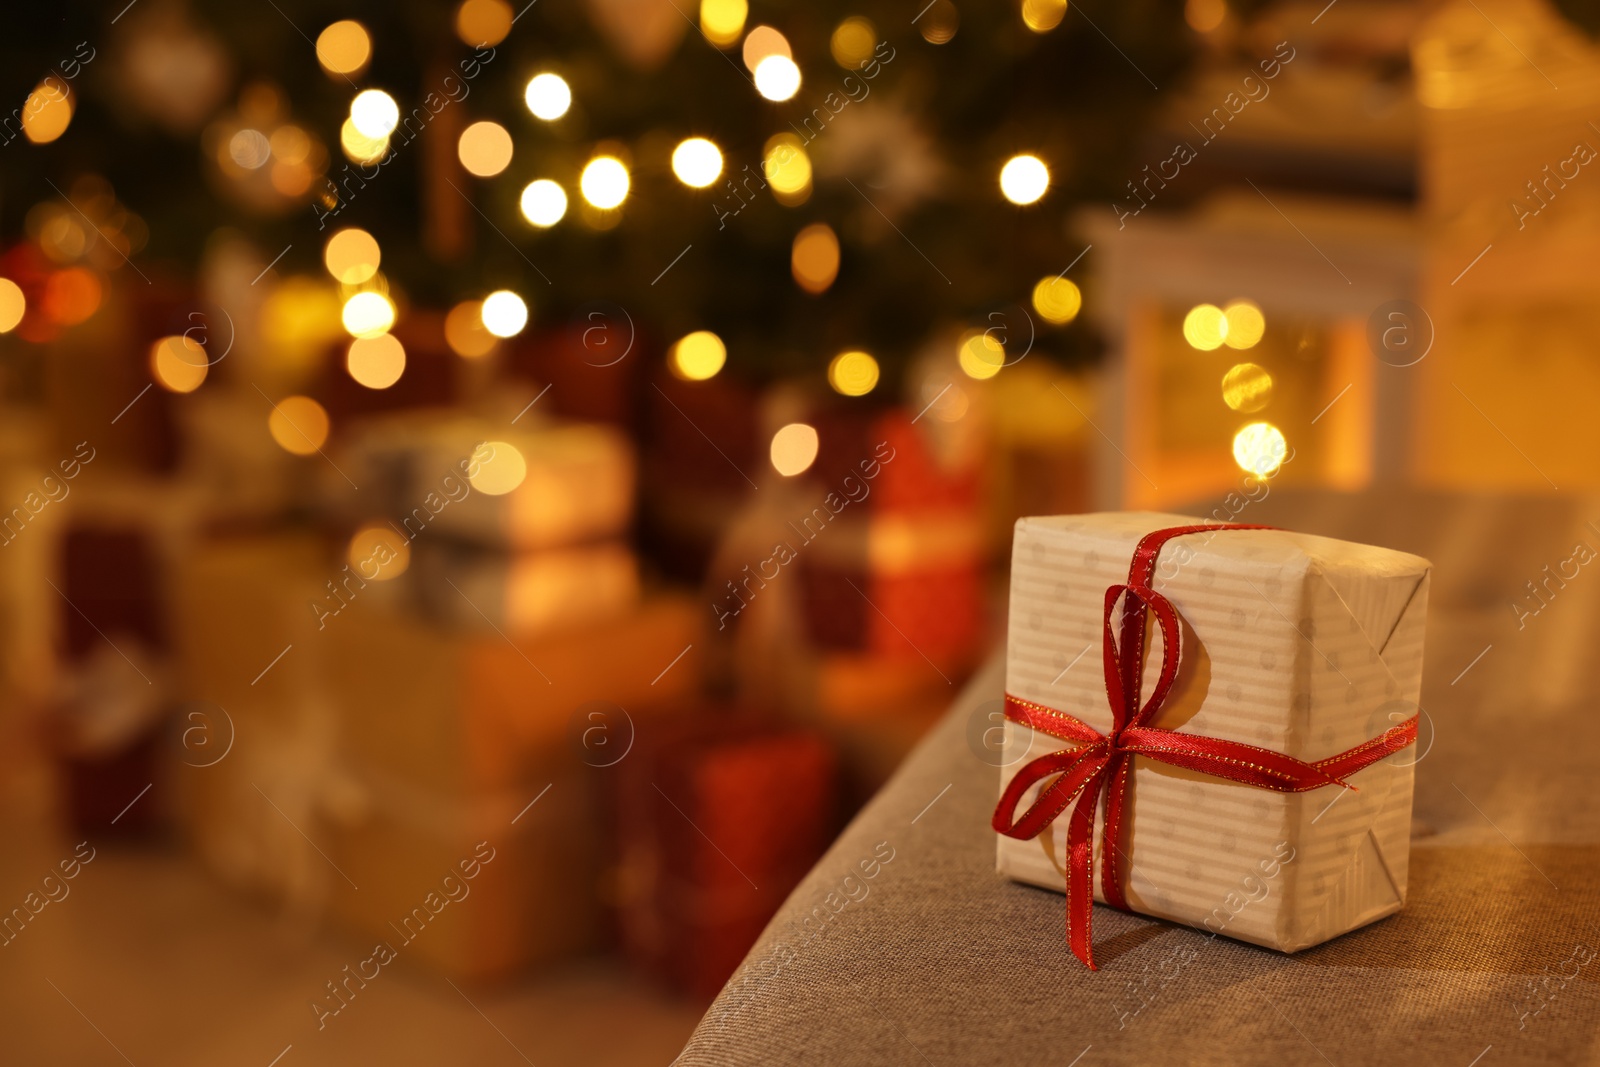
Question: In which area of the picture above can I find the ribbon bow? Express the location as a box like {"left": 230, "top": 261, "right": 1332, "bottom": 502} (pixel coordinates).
{"left": 991, "top": 523, "right": 1418, "bottom": 969}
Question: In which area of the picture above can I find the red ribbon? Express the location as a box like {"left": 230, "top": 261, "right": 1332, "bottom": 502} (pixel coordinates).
{"left": 991, "top": 523, "right": 1418, "bottom": 969}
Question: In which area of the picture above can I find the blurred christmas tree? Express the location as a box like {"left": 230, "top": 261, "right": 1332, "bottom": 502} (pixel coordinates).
{"left": 1, "top": 0, "right": 1211, "bottom": 389}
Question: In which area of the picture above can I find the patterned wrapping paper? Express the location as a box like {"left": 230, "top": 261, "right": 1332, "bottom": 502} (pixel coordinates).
{"left": 997, "top": 512, "right": 1431, "bottom": 952}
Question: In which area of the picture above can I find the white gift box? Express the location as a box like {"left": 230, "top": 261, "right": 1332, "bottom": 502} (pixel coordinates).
{"left": 997, "top": 512, "right": 1430, "bottom": 953}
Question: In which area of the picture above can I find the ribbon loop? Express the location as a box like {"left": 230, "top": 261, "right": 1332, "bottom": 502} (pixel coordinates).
{"left": 991, "top": 523, "right": 1418, "bottom": 970}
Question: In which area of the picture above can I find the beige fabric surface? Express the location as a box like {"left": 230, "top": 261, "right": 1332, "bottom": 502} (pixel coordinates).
{"left": 679, "top": 490, "right": 1600, "bottom": 1066}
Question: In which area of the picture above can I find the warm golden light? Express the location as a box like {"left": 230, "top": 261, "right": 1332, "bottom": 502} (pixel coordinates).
{"left": 1000, "top": 154, "right": 1050, "bottom": 205}
{"left": 1022, "top": 0, "right": 1068, "bottom": 32}
{"left": 743, "top": 26, "right": 793, "bottom": 70}
{"left": 42, "top": 267, "right": 100, "bottom": 325}
{"left": 1221, "top": 363, "right": 1273, "bottom": 413}
{"left": 455, "top": 0, "right": 513, "bottom": 46}
{"left": 763, "top": 135, "right": 812, "bottom": 204}
{"left": 791, "top": 224, "right": 841, "bottom": 294}
{"left": 700, "top": 0, "right": 748, "bottom": 47}
{"left": 669, "top": 331, "right": 727, "bottom": 381}
{"left": 470, "top": 441, "right": 527, "bottom": 495}
{"left": 919, "top": 0, "right": 960, "bottom": 43}
{"left": 0, "top": 279, "right": 24, "bottom": 333}
{"left": 520, "top": 180, "right": 568, "bottom": 226}
{"left": 347, "top": 524, "right": 410, "bottom": 580}
{"left": 316, "top": 20, "right": 372, "bottom": 75}
{"left": 828, "top": 351, "right": 879, "bottom": 397}
{"left": 228, "top": 129, "right": 271, "bottom": 170}
{"left": 1183, "top": 303, "right": 1228, "bottom": 350}
{"left": 269, "top": 396, "right": 331, "bottom": 456}
{"left": 580, "top": 156, "right": 630, "bottom": 209}
{"left": 341, "top": 291, "right": 396, "bottom": 338}
{"left": 830, "top": 17, "right": 878, "bottom": 67}
{"left": 444, "top": 300, "right": 498, "bottom": 358}
{"left": 754, "top": 55, "right": 802, "bottom": 102}
{"left": 346, "top": 333, "right": 407, "bottom": 389}
{"left": 770, "top": 423, "right": 820, "bottom": 477}
{"left": 671, "top": 138, "right": 724, "bottom": 188}
{"left": 339, "top": 118, "right": 389, "bottom": 164}
{"left": 458, "top": 120, "right": 514, "bottom": 177}
{"left": 22, "top": 79, "right": 73, "bottom": 144}
{"left": 1186, "top": 0, "right": 1227, "bottom": 33}
{"left": 150, "top": 336, "right": 209, "bottom": 394}
{"left": 524, "top": 74, "right": 572, "bottom": 121}
{"left": 1223, "top": 300, "right": 1265, "bottom": 349}
{"left": 323, "top": 228, "right": 381, "bottom": 285}
{"left": 958, "top": 331, "right": 1005, "bottom": 380}
{"left": 1031, "top": 276, "right": 1082, "bottom": 324}
{"left": 350, "top": 90, "right": 399, "bottom": 139}
{"left": 1233, "top": 421, "right": 1287, "bottom": 477}
{"left": 480, "top": 290, "right": 528, "bottom": 337}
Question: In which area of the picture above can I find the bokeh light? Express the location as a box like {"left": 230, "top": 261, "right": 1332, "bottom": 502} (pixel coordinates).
{"left": 669, "top": 331, "right": 727, "bottom": 381}
{"left": 42, "top": 268, "right": 100, "bottom": 326}
{"left": 524, "top": 74, "right": 572, "bottom": 121}
{"left": 347, "top": 524, "right": 411, "bottom": 580}
{"left": 470, "top": 442, "right": 528, "bottom": 495}
{"left": 763, "top": 135, "right": 812, "bottom": 204}
{"left": 269, "top": 396, "right": 331, "bottom": 456}
{"left": 958, "top": 331, "right": 1005, "bottom": 380}
{"left": 1223, "top": 300, "right": 1266, "bottom": 349}
{"left": 1031, "top": 276, "right": 1082, "bottom": 324}
{"left": 1000, "top": 154, "right": 1050, "bottom": 205}
{"left": 228, "top": 129, "right": 271, "bottom": 169}
{"left": 0, "top": 279, "right": 25, "bottom": 333}
{"left": 458, "top": 121, "right": 513, "bottom": 177}
{"left": 150, "top": 336, "right": 209, "bottom": 394}
{"left": 754, "top": 55, "right": 802, "bottom": 102}
{"left": 1186, "top": 0, "right": 1228, "bottom": 33}
{"left": 323, "top": 228, "right": 381, "bottom": 285}
{"left": 672, "top": 138, "right": 724, "bottom": 188}
{"left": 580, "top": 156, "right": 630, "bottom": 209}
{"left": 346, "top": 333, "right": 407, "bottom": 389}
{"left": 455, "top": 0, "right": 513, "bottom": 46}
{"left": 444, "top": 300, "right": 498, "bottom": 358}
{"left": 1221, "top": 363, "right": 1273, "bottom": 413}
{"left": 743, "top": 26, "right": 793, "bottom": 70}
{"left": 315, "top": 20, "right": 371, "bottom": 75}
{"left": 1233, "top": 421, "right": 1287, "bottom": 477}
{"left": 830, "top": 17, "right": 878, "bottom": 67}
{"left": 1022, "top": 0, "right": 1068, "bottom": 32}
{"left": 22, "top": 80, "right": 73, "bottom": 144}
{"left": 828, "top": 351, "right": 880, "bottom": 397}
{"left": 341, "top": 291, "right": 396, "bottom": 338}
{"left": 791, "top": 224, "right": 841, "bottom": 294}
{"left": 339, "top": 118, "right": 389, "bottom": 164}
{"left": 770, "top": 423, "right": 819, "bottom": 477}
{"left": 1183, "top": 303, "right": 1229, "bottom": 350}
{"left": 700, "top": 0, "right": 748, "bottom": 47}
{"left": 350, "top": 90, "right": 400, "bottom": 139}
{"left": 520, "top": 180, "right": 568, "bottom": 227}
{"left": 919, "top": 0, "right": 960, "bottom": 43}
{"left": 480, "top": 290, "right": 528, "bottom": 337}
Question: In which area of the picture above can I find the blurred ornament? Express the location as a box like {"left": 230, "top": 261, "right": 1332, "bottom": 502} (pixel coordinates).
{"left": 585, "top": 0, "right": 688, "bottom": 71}
{"left": 813, "top": 100, "right": 945, "bottom": 218}
{"left": 113, "top": 0, "right": 231, "bottom": 135}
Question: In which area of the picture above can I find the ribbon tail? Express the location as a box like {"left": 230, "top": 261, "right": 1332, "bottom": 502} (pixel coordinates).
{"left": 1066, "top": 771, "right": 1104, "bottom": 970}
